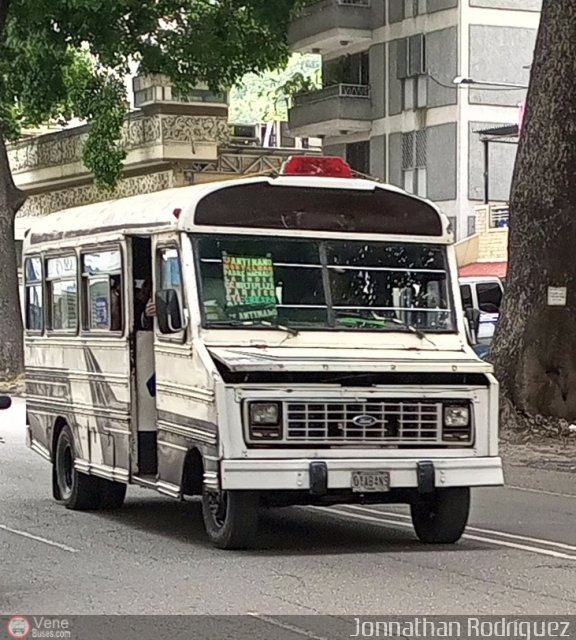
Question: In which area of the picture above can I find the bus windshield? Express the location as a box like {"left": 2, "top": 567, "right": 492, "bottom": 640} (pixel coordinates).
{"left": 195, "top": 235, "right": 456, "bottom": 333}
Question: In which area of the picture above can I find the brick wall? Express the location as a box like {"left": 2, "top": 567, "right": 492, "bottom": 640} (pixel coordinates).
{"left": 475, "top": 205, "right": 509, "bottom": 261}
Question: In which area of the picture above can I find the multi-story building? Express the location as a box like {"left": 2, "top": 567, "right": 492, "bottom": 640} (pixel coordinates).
{"left": 288, "top": 0, "right": 541, "bottom": 239}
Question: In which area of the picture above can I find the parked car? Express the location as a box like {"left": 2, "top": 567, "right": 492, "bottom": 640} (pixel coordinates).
{"left": 459, "top": 276, "right": 504, "bottom": 353}
{"left": 472, "top": 340, "right": 491, "bottom": 361}
{"left": 0, "top": 395, "right": 12, "bottom": 410}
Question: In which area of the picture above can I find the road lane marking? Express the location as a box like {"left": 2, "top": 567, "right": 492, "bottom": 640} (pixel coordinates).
{"left": 507, "top": 485, "right": 576, "bottom": 499}
{"left": 319, "top": 507, "right": 576, "bottom": 561}
{"left": 0, "top": 524, "right": 78, "bottom": 553}
{"left": 344, "top": 505, "right": 576, "bottom": 552}
{"left": 249, "top": 614, "right": 330, "bottom": 640}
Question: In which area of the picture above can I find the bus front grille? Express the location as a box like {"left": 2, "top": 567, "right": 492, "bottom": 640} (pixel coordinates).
{"left": 285, "top": 400, "right": 442, "bottom": 444}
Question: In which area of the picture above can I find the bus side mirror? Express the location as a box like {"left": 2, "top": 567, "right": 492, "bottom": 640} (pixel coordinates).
{"left": 465, "top": 308, "right": 480, "bottom": 334}
{"left": 0, "top": 395, "right": 12, "bottom": 410}
{"left": 464, "top": 308, "right": 480, "bottom": 345}
{"left": 156, "top": 289, "right": 183, "bottom": 334}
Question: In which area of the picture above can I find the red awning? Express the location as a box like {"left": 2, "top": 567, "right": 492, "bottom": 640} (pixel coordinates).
{"left": 459, "top": 262, "right": 507, "bottom": 278}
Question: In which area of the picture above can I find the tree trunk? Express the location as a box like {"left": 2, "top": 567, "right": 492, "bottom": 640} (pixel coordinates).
{"left": 0, "top": 134, "right": 26, "bottom": 388}
{"left": 492, "top": 0, "right": 576, "bottom": 423}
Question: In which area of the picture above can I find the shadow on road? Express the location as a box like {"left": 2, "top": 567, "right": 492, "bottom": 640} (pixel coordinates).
{"left": 92, "top": 494, "right": 491, "bottom": 556}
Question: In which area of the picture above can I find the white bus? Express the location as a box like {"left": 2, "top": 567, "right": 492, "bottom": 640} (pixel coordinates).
{"left": 23, "top": 155, "right": 503, "bottom": 549}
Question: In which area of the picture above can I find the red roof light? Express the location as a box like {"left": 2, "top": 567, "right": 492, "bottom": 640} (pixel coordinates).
{"left": 281, "top": 155, "right": 353, "bottom": 178}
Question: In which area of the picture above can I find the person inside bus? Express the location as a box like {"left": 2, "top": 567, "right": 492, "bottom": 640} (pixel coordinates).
{"left": 135, "top": 279, "right": 156, "bottom": 330}
{"left": 134, "top": 278, "right": 157, "bottom": 397}
{"left": 110, "top": 276, "right": 122, "bottom": 332}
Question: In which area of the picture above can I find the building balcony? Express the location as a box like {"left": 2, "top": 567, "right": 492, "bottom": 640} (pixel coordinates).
{"left": 288, "top": 0, "right": 373, "bottom": 55}
{"left": 288, "top": 83, "right": 372, "bottom": 138}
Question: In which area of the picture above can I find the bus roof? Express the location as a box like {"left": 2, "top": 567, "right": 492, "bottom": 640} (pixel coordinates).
{"left": 23, "top": 174, "right": 451, "bottom": 248}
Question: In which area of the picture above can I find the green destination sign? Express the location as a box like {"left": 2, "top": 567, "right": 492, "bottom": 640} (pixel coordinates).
{"left": 222, "top": 254, "right": 278, "bottom": 320}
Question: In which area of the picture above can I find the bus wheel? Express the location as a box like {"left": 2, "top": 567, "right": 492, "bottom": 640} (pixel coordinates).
{"left": 98, "top": 479, "right": 127, "bottom": 510}
{"left": 410, "top": 487, "right": 470, "bottom": 544}
{"left": 201, "top": 489, "right": 259, "bottom": 550}
{"left": 54, "top": 424, "right": 101, "bottom": 510}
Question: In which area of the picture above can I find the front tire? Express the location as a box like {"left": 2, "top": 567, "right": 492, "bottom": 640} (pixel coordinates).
{"left": 202, "top": 489, "right": 259, "bottom": 549}
{"left": 54, "top": 424, "right": 101, "bottom": 510}
{"left": 411, "top": 487, "right": 470, "bottom": 544}
{"left": 98, "top": 479, "right": 127, "bottom": 510}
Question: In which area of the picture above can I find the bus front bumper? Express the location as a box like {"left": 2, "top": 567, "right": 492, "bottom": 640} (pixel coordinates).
{"left": 220, "top": 457, "right": 503, "bottom": 491}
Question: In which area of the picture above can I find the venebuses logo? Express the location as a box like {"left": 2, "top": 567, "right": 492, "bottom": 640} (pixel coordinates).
{"left": 7, "top": 617, "right": 31, "bottom": 639}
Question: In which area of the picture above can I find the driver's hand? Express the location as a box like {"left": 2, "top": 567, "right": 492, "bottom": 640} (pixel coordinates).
{"left": 145, "top": 300, "right": 156, "bottom": 317}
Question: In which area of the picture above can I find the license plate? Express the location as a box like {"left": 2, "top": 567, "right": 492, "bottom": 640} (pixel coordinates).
{"left": 351, "top": 471, "right": 390, "bottom": 492}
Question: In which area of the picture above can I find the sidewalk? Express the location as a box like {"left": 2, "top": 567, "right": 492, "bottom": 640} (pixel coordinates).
{"left": 501, "top": 439, "right": 576, "bottom": 496}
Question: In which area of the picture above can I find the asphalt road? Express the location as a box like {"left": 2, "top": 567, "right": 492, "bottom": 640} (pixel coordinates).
{"left": 2, "top": 398, "right": 576, "bottom": 620}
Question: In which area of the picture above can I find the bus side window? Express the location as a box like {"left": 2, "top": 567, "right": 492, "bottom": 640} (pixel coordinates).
{"left": 81, "top": 249, "right": 123, "bottom": 333}
{"left": 25, "top": 256, "right": 43, "bottom": 332}
{"left": 157, "top": 247, "right": 185, "bottom": 336}
{"left": 460, "top": 285, "right": 473, "bottom": 310}
{"left": 46, "top": 255, "right": 78, "bottom": 333}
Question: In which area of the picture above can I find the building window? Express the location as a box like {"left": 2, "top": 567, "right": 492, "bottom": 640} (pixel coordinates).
{"left": 401, "top": 131, "right": 427, "bottom": 198}
{"left": 25, "top": 257, "right": 43, "bottom": 332}
{"left": 403, "top": 0, "right": 426, "bottom": 17}
{"left": 81, "top": 249, "right": 123, "bottom": 332}
{"left": 468, "top": 216, "right": 476, "bottom": 236}
{"left": 324, "top": 51, "right": 370, "bottom": 87}
{"left": 397, "top": 34, "right": 427, "bottom": 111}
{"left": 46, "top": 255, "right": 78, "bottom": 333}
{"left": 346, "top": 141, "right": 371, "bottom": 176}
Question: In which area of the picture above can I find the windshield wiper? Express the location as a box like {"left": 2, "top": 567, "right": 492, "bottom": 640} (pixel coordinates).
{"left": 391, "top": 318, "right": 437, "bottom": 346}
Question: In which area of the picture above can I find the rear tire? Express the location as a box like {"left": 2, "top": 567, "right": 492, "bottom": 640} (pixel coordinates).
{"left": 411, "top": 487, "right": 470, "bottom": 544}
{"left": 202, "top": 489, "right": 259, "bottom": 550}
{"left": 98, "top": 479, "right": 127, "bottom": 510}
{"left": 54, "top": 424, "right": 101, "bottom": 510}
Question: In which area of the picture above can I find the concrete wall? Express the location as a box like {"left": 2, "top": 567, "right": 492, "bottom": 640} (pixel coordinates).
{"left": 389, "top": 0, "right": 404, "bottom": 24}
{"left": 427, "top": 123, "right": 458, "bottom": 201}
{"left": 323, "top": 142, "right": 347, "bottom": 159}
{"left": 388, "top": 39, "right": 403, "bottom": 116}
{"left": 371, "top": 0, "right": 386, "bottom": 26}
{"left": 389, "top": 0, "right": 458, "bottom": 21}
{"left": 370, "top": 134, "right": 387, "bottom": 180}
{"left": 426, "top": 27, "right": 458, "bottom": 108}
{"left": 428, "top": 0, "right": 459, "bottom": 13}
{"left": 370, "top": 43, "right": 387, "bottom": 120}
{"left": 388, "top": 132, "right": 403, "bottom": 187}
{"left": 469, "top": 25, "right": 536, "bottom": 106}
{"left": 288, "top": 0, "right": 373, "bottom": 47}
{"left": 289, "top": 93, "right": 372, "bottom": 132}
{"left": 468, "top": 121, "right": 518, "bottom": 202}
{"left": 469, "top": 0, "right": 541, "bottom": 11}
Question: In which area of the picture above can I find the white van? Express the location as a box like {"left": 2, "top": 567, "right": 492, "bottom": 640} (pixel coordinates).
{"left": 459, "top": 276, "right": 504, "bottom": 342}
{"left": 23, "top": 155, "right": 503, "bottom": 549}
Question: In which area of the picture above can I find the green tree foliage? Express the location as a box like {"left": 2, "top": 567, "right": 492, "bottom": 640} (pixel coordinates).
{"left": 229, "top": 53, "right": 321, "bottom": 124}
{"left": 0, "top": 0, "right": 306, "bottom": 383}
{"left": 0, "top": 0, "right": 306, "bottom": 187}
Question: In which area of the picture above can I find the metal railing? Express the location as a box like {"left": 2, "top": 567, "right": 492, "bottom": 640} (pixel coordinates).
{"left": 293, "top": 83, "right": 371, "bottom": 107}
{"left": 489, "top": 205, "right": 509, "bottom": 228}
